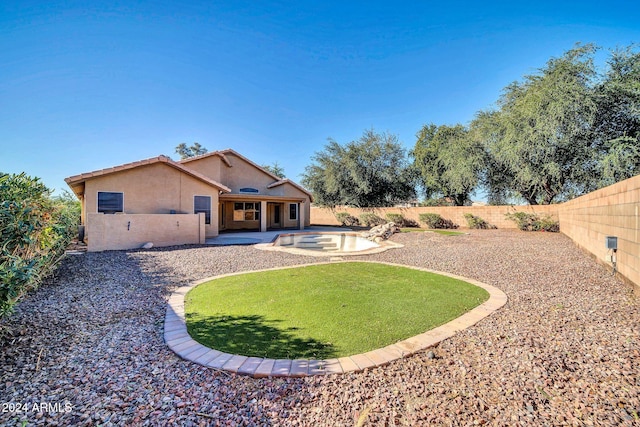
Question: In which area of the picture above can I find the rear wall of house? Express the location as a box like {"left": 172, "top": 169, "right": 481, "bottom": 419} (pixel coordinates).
{"left": 221, "top": 152, "right": 281, "bottom": 193}
{"left": 180, "top": 155, "right": 224, "bottom": 182}
{"left": 83, "top": 163, "right": 220, "bottom": 237}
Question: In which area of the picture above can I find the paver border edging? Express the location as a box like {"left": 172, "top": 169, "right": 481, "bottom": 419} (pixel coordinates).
{"left": 164, "top": 260, "right": 507, "bottom": 378}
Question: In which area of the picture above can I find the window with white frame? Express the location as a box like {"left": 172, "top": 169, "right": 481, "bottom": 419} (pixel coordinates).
{"left": 194, "top": 196, "right": 211, "bottom": 225}
{"left": 97, "top": 191, "right": 123, "bottom": 214}
{"left": 289, "top": 203, "right": 298, "bottom": 220}
{"left": 233, "top": 202, "right": 260, "bottom": 221}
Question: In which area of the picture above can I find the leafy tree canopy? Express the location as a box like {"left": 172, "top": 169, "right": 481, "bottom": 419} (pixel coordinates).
{"left": 175, "top": 142, "right": 208, "bottom": 159}
{"left": 262, "top": 162, "right": 286, "bottom": 178}
{"left": 590, "top": 46, "right": 640, "bottom": 188}
{"left": 302, "top": 129, "right": 416, "bottom": 208}
{"left": 481, "top": 44, "right": 599, "bottom": 204}
{"left": 412, "top": 123, "right": 486, "bottom": 206}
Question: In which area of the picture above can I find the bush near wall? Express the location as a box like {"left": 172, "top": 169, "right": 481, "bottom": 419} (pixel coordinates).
{"left": 0, "top": 173, "right": 80, "bottom": 318}
{"left": 505, "top": 212, "right": 559, "bottom": 232}
{"left": 334, "top": 212, "right": 360, "bottom": 227}
{"left": 419, "top": 213, "right": 459, "bottom": 229}
{"left": 464, "top": 213, "right": 496, "bottom": 229}
{"left": 385, "top": 213, "right": 419, "bottom": 228}
{"left": 359, "top": 213, "right": 386, "bottom": 227}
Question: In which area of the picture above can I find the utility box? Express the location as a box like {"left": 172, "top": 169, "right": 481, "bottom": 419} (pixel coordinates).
{"left": 606, "top": 236, "right": 618, "bottom": 250}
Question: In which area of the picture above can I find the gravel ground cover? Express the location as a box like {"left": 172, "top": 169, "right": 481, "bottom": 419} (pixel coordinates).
{"left": 0, "top": 229, "right": 638, "bottom": 426}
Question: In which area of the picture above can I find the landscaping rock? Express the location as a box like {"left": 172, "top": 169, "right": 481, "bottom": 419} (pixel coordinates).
{"left": 0, "top": 230, "right": 638, "bottom": 426}
{"left": 361, "top": 222, "right": 399, "bottom": 241}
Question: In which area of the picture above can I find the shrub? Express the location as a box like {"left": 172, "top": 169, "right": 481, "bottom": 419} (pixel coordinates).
{"left": 505, "top": 212, "right": 559, "bottom": 232}
{"left": 385, "top": 213, "right": 419, "bottom": 228}
{"left": 537, "top": 216, "right": 560, "bottom": 232}
{"left": 418, "top": 213, "right": 458, "bottom": 229}
{"left": 359, "top": 212, "right": 386, "bottom": 227}
{"left": 334, "top": 212, "right": 360, "bottom": 227}
{"left": 404, "top": 218, "right": 420, "bottom": 228}
{"left": 0, "top": 173, "right": 79, "bottom": 318}
{"left": 463, "top": 213, "right": 496, "bottom": 229}
{"left": 385, "top": 213, "right": 403, "bottom": 224}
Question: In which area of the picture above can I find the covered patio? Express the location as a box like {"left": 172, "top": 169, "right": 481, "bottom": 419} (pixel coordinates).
{"left": 218, "top": 194, "right": 307, "bottom": 233}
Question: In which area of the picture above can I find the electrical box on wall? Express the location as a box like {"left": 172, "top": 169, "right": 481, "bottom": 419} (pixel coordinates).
{"left": 606, "top": 236, "right": 618, "bottom": 250}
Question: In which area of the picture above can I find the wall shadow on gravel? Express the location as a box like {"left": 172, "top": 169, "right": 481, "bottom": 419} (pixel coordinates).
{"left": 123, "top": 247, "right": 195, "bottom": 291}
{"left": 186, "top": 313, "right": 338, "bottom": 359}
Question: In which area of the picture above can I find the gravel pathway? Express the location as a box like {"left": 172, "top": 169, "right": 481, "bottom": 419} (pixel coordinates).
{"left": 1, "top": 230, "right": 638, "bottom": 426}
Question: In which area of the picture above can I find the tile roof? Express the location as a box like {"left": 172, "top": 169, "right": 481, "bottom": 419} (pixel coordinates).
{"left": 178, "top": 150, "right": 232, "bottom": 167}
{"left": 266, "top": 179, "right": 314, "bottom": 200}
{"left": 64, "top": 155, "right": 231, "bottom": 195}
{"left": 179, "top": 148, "right": 314, "bottom": 201}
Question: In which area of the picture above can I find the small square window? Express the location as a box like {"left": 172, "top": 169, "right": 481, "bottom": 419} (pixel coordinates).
{"left": 98, "top": 192, "right": 123, "bottom": 214}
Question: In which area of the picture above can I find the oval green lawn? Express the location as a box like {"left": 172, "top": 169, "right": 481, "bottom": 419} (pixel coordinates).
{"left": 185, "top": 262, "right": 489, "bottom": 359}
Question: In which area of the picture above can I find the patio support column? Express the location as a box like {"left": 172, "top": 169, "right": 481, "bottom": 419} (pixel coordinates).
{"left": 299, "top": 202, "right": 305, "bottom": 230}
{"left": 260, "top": 200, "right": 267, "bottom": 232}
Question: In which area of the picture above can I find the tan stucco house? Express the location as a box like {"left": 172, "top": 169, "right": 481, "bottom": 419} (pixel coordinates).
{"left": 65, "top": 149, "right": 313, "bottom": 251}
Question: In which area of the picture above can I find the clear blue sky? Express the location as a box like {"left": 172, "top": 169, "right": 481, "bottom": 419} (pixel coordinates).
{"left": 1, "top": 1, "right": 638, "bottom": 195}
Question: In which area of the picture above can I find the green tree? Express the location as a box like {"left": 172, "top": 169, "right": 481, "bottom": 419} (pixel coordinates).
{"left": 412, "top": 123, "right": 485, "bottom": 206}
{"left": 175, "top": 142, "right": 208, "bottom": 159}
{"left": 487, "top": 44, "right": 598, "bottom": 204}
{"left": 470, "top": 110, "right": 515, "bottom": 205}
{"left": 301, "top": 129, "right": 416, "bottom": 207}
{"left": 262, "top": 162, "right": 286, "bottom": 178}
{"left": 591, "top": 46, "right": 640, "bottom": 188}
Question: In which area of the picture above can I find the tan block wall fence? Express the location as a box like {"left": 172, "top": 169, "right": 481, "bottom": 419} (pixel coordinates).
{"left": 311, "top": 174, "right": 640, "bottom": 290}
{"left": 559, "top": 175, "right": 640, "bottom": 291}
{"left": 310, "top": 205, "right": 560, "bottom": 230}
{"left": 87, "top": 213, "right": 206, "bottom": 252}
